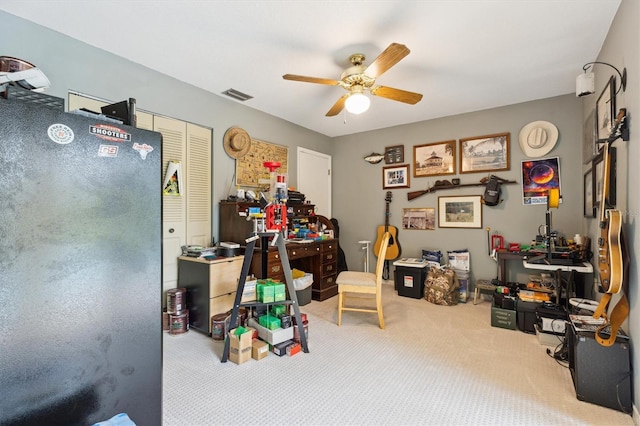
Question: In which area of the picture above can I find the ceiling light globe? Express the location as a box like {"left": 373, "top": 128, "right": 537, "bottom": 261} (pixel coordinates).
{"left": 345, "top": 93, "right": 370, "bottom": 114}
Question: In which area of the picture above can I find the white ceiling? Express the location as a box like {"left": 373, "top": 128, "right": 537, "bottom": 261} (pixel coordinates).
{"left": 1, "top": 1, "right": 621, "bottom": 137}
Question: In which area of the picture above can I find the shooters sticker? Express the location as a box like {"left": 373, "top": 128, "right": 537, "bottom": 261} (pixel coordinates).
{"left": 90, "top": 124, "right": 132, "bottom": 142}
{"left": 98, "top": 144, "right": 119, "bottom": 158}
{"left": 133, "top": 142, "right": 154, "bottom": 160}
{"left": 48, "top": 124, "right": 75, "bottom": 145}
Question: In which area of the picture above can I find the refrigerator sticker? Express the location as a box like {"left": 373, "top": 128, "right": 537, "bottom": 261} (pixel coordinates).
{"left": 98, "top": 144, "right": 119, "bottom": 158}
{"left": 90, "top": 124, "right": 132, "bottom": 143}
{"left": 133, "top": 143, "right": 154, "bottom": 160}
{"left": 163, "top": 161, "right": 182, "bottom": 196}
{"left": 47, "top": 123, "right": 74, "bottom": 145}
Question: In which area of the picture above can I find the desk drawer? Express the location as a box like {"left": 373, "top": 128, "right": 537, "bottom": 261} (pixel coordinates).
{"left": 209, "top": 292, "right": 236, "bottom": 332}
{"left": 288, "top": 245, "right": 320, "bottom": 260}
{"left": 320, "top": 260, "right": 337, "bottom": 277}
{"left": 315, "top": 273, "right": 337, "bottom": 290}
{"left": 322, "top": 251, "right": 337, "bottom": 263}
{"left": 321, "top": 241, "right": 337, "bottom": 253}
{"left": 209, "top": 257, "right": 243, "bottom": 297}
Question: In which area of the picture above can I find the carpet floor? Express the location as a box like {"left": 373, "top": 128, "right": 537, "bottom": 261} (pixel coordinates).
{"left": 163, "top": 282, "right": 635, "bottom": 425}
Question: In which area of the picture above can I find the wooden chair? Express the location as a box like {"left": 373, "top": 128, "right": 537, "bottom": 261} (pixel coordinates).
{"left": 336, "top": 232, "right": 390, "bottom": 329}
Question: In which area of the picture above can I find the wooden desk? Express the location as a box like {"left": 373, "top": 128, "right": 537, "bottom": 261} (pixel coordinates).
{"left": 496, "top": 251, "right": 530, "bottom": 284}
{"left": 251, "top": 238, "right": 339, "bottom": 301}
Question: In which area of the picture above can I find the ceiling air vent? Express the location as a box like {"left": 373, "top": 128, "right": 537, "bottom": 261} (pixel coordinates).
{"left": 222, "top": 88, "right": 253, "bottom": 102}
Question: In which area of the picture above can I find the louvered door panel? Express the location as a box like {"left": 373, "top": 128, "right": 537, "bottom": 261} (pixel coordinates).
{"left": 155, "top": 116, "right": 187, "bottom": 295}
{"left": 186, "top": 123, "right": 212, "bottom": 247}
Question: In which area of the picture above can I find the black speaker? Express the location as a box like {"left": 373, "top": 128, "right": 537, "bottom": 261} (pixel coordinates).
{"left": 567, "top": 324, "right": 632, "bottom": 412}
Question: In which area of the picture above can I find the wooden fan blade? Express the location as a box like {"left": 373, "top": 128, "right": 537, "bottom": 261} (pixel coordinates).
{"left": 282, "top": 74, "right": 340, "bottom": 86}
{"left": 364, "top": 43, "right": 410, "bottom": 78}
{"left": 371, "top": 86, "right": 423, "bottom": 104}
{"left": 326, "top": 94, "right": 349, "bottom": 116}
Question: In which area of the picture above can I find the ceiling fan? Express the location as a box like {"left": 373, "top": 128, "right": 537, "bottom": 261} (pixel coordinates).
{"left": 282, "top": 43, "right": 423, "bottom": 116}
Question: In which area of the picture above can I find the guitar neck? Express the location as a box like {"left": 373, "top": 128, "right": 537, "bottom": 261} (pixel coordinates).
{"left": 384, "top": 202, "right": 390, "bottom": 230}
{"left": 599, "top": 143, "right": 611, "bottom": 223}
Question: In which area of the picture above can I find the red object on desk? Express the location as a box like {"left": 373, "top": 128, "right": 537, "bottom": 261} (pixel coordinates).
{"left": 491, "top": 234, "right": 504, "bottom": 250}
{"left": 509, "top": 243, "right": 521, "bottom": 252}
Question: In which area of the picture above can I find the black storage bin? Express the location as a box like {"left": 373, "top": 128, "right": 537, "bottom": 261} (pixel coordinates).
{"left": 394, "top": 264, "right": 428, "bottom": 299}
{"left": 516, "top": 299, "right": 539, "bottom": 334}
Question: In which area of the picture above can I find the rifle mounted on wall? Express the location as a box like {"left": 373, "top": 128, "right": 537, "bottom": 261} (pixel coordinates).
{"left": 407, "top": 175, "right": 516, "bottom": 201}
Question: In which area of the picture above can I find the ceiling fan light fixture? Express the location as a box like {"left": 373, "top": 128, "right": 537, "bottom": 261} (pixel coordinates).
{"left": 345, "top": 92, "right": 370, "bottom": 114}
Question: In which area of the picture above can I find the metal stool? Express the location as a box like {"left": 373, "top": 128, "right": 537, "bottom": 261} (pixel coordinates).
{"left": 474, "top": 279, "right": 497, "bottom": 305}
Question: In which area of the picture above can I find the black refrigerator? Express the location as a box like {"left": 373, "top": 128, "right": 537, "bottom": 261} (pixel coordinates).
{"left": 0, "top": 98, "right": 162, "bottom": 425}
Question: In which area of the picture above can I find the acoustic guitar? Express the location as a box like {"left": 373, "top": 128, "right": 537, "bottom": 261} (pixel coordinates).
{"left": 592, "top": 109, "right": 628, "bottom": 347}
{"left": 374, "top": 191, "right": 401, "bottom": 260}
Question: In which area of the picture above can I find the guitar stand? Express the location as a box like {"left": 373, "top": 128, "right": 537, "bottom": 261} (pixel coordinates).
{"left": 383, "top": 260, "right": 390, "bottom": 280}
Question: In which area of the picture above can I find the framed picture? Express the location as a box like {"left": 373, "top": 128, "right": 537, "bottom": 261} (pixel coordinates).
{"left": 382, "top": 164, "right": 410, "bottom": 189}
{"left": 582, "top": 108, "right": 597, "bottom": 164}
{"left": 438, "top": 195, "right": 482, "bottom": 229}
{"left": 595, "top": 76, "right": 616, "bottom": 143}
{"left": 402, "top": 208, "right": 436, "bottom": 230}
{"left": 583, "top": 169, "right": 595, "bottom": 218}
{"left": 384, "top": 145, "right": 404, "bottom": 164}
{"left": 521, "top": 157, "right": 561, "bottom": 205}
{"left": 592, "top": 147, "right": 616, "bottom": 209}
{"left": 459, "top": 133, "right": 510, "bottom": 174}
{"left": 413, "top": 140, "right": 456, "bottom": 177}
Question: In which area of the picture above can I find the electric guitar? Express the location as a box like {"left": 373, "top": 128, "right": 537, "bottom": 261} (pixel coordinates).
{"left": 592, "top": 109, "right": 628, "bottom": 347}
{"left": 596, "top": 110, "right": 626, "bottom": 294}
{"left": 374, "top": 191, "right": 401, "bottom": 260}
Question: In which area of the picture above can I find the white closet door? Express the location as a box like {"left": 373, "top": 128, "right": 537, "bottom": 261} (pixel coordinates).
{"left": 68, "top": 93, "right": 106, "bottom": 112}
{"left": 186, "top": 123, "right": 212, "bottom": 247}
{"left": 136, "top": 111, "right": 154, "bottom": 131}
{"left": 155, "top": 116, "right": 187, "bottom": 296}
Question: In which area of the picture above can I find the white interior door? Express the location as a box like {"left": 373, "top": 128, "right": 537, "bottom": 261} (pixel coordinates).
{"left": 297, "top": 148, "right": 331, "bottom": 218}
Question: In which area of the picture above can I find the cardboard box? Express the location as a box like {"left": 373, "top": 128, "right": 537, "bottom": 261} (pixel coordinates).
{"left": 248, "top": 317, "right": 294, "bottom": 345}
{"left": 491, "top": 306, "right": 516, "bottom": 330}
{"left": 252, "top": 339, "right": 269, "bottom": 360}
{"left": 257, "top": 282, "right": 275, "bottom": 303}
{"left": 241, "top": 279, "right": 257, "bottom": 303}
{"left": 259, "top": 314, "right": 281, "bottom": 330}
{"left": 272, "top": 339, "right": 294, "bottom": 356}
{"left": 228, "top": 327, "right": 255, "bottom": 365}
{"left": 287, "top": 342, "right": 301, "bottom": 356}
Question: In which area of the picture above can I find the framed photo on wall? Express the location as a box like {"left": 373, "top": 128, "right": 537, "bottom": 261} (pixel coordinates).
{"left": 582, "top": 108, "right": 597, "bottom": 164}
{"left": 413, "top": 140, "right": 456, "bottom": 177}
{"left": 438, "top": 195, "right": 482, "bottom": 229}
{"left": 459, "top": 133, "right": 510, "bottom": 174}
{"left": 402, "top": 208, "right": 436, "bottom": 230}
{"left": 583, "top": 168, "right": 595, "bottom": 218}
{"left": 595, "top": 76, "right": 616, "bottom": 143}
{"left": 382, "top": 164, "right": 410, "bottom": 189}
{"left": 384, "top": 145, "right": 404, "bottom": 164}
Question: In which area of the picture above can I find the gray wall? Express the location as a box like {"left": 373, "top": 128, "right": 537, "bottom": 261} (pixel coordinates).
{"left": 2, "top": 3, "right": 639, "bottom": 415}
{"left": 585, "top": 0, "right": 639, "bottom": 413}
{"left": 333, "top": 95, "right": 584, "bottom": 285}
{"left": 0, "top": 11, "right": 334, "bottom": 240}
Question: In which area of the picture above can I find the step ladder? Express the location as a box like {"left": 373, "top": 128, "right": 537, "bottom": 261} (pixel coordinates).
{"left": 221, "top": 231, "right": 309, "bottom": 362}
